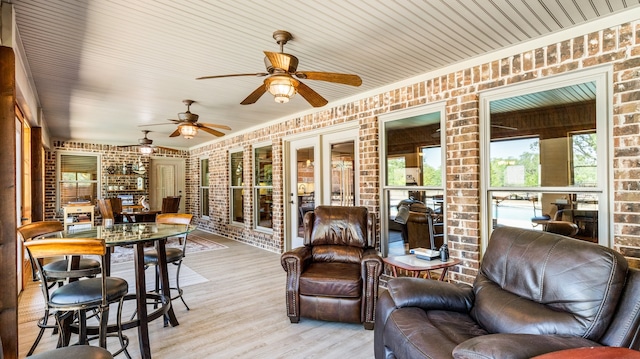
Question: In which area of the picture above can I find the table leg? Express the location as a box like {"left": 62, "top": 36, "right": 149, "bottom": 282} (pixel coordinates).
{"left": 438, "top": 268, "right": 449, "bottom": 281}
{"left": 156, "top": 238, "right": 179, "bottom": 327}
{"left": 134, "top": 243, "right": 152, "bottom": 359}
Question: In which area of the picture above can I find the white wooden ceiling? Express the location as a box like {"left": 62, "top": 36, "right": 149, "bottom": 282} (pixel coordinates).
{"left": 10, "top": 0, "right": 640, "bottom": 149}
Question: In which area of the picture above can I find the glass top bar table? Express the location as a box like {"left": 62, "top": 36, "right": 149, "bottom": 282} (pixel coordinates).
{"left": 63, "top": 222, "right": 196, "bottom": 359}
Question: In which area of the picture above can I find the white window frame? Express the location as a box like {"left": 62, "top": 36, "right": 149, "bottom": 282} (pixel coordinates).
{"left": 378, "top": 102, "right": 447, "bottom": 257}
{"left": 200, "top": 157, "right": 210, "bottom": 218}
{"left": 253, "top": 142, "right": 274, "bottom": 232}
{"left": 480, "top": 65, "right": 612, "bottom": 253}
{"left": 229, "top": 148, "right": 244, "bottom": 225}
{"left": 57, "top": 152, "right": 101, "bottom": 211}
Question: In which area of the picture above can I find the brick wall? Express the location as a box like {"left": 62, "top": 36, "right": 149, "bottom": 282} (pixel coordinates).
{"left": 45, "top": 20, "right": 640, "bottom": 285}
{"left": 185, "top": 19, "right": 640, "bottom": 284}
{"left": 45, "top": 141, "right": 188, "bottom": 221}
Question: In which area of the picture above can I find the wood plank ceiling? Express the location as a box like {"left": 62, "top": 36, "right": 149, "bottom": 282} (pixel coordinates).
{"left": 9, "top": 0, "right": 640, "bottom": 149}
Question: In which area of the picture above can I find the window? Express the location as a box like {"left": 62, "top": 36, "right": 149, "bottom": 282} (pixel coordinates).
{"left": 571, "top": 132, "right": 597, "bottom": 187}
{"left": 230, "top": 150, "right": 244, "bottom": 224}
{"left": 58, "top": 153, "right": 99, "bottom": 208}
{"left": 200, "top": 158, "right": 210, "bottom": 217}
{"left": 481, "top": 68, "right": 610, "bottom": 247}
{"left": 380, "top": 104, "right": 446, "bottom": 257}
{"left": 254, "top": 145, "right": 273, "bottom": 229}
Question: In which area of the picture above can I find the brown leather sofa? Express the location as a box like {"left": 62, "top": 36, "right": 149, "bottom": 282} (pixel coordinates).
{"left": 281, "top": 206, "right": 383, "bottom": 329}
{"left": 374, "top": 226, "right": 640, "bottom": 359}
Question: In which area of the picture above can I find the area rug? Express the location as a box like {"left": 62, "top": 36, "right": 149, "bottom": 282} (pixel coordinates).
{"left": 18, "top": 263, "right": 208, "bottom": 324}
{"left": 108, "top": 229, "right": 227, "bottom": 264}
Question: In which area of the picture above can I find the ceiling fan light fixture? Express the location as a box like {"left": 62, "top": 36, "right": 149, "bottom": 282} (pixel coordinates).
{"left": 266, "top": 76, "right": 298, "bottom": 103}
{"left": 179, "top": 123, "right": 198, "bottom": 139}
{"left": 139, "top": 146, "right": 154, "bottom": 155}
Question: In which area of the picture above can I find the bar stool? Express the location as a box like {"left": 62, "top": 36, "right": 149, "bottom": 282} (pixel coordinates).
{"left": 25, "top": 238, "right": 130, "bottom": 358}
{"left": 17, "top": 221, "right": 101, "bottom": 356}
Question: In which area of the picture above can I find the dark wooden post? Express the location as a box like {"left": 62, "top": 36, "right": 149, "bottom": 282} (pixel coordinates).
{"left": 0, "top": 45, "right": 18, "bottom": 359}
{"left": 31, "top": 127, "right": 44, "bottom": 222}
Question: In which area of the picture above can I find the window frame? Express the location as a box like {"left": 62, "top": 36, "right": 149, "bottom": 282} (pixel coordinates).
{"left": 378, "top": 102, "right": 447, "bottom": 257}
{"left": 253, "top": 142, "right": 273, "bottom": 232}
{"left": 200, "top": 157, "right": 210, "bottom": 218}
{"left": 480, "top": 66, "right": 612, "bottom": 252}
{"left": 229, "top": 148, "right": 244, "bottom": 225}
{"left": 57, "top": 152, "right": 101, "bottom": 211}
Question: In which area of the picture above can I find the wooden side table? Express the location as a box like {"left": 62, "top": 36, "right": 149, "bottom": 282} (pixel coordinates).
{"left": 383, "top": 255, "right": 460, "bottom": 281}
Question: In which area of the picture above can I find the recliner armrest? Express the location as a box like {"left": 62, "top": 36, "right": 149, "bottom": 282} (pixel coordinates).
{"left": 452, "top": 333, "right": 601, "bottom": 359}
{"left": 362, "top": 248, "right": 383, "bottom": 273}
{"left": 387, "top": 277, "right": 474, "bottom": 313}
{"left": 280, "top": 246, "right": 312, "bottom": 273}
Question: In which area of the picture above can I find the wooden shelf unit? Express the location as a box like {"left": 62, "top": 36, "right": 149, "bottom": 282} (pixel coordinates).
{"left": 63, "top": 203, "right": 95, "bottom": 231}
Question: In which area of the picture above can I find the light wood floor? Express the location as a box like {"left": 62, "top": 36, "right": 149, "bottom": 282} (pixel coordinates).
{"left": 18, "top": 233, "right": 375, "bottom": 358}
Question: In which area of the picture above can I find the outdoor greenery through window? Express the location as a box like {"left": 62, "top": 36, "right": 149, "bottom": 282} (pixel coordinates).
{"left": 58, "top": 153, "right": 98, "bottom": 207}
{"left": 490, "top": 137, "right": 539, "bottom": 187}
{"left": 200, "top": 158, "right": 209, "bottom": 217}
{"left": 230, "top": 150, "right": 244, "bottom": 223}
{"left": 254, "top": 145, "right": 273, "bottom": 229}
{"left": 571, "top": 132, "right": 597, "bottom": 187}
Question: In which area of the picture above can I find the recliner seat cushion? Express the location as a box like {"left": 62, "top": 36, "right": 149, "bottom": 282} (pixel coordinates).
{"left": 299, "top": 262, "right": 362, "bottom": 298}
{"left": 384, "top": 308, "right": 488, "bottom": 359}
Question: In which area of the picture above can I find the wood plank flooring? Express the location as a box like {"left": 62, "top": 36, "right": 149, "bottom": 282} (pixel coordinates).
{"left": 18, "top": 233, "right": 375, "bottom": 358}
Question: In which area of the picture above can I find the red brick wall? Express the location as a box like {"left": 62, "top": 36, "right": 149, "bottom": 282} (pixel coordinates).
{"left": 46, "top": 20, "right": 640, "bottom": 285}
{"left": 185, "top": 20, "right": 640, "bottom": 284}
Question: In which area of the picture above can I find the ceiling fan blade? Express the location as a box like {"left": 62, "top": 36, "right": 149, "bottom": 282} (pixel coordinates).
{"left": 117, "top": 144, "right": 139, "bottom": 148}
{"left": 198, "top": 126, "right": 225, "bottom": 137}
{"left": 196, "top": 73, "right": 268, "bottom": 80}
{"left": 264, "top": 51, "right": 298, "bottom": 72}
{"left": 169, "top": 128, "right": 181, "bottom": 137}
{"left": 241, "top": 84, "right": 268, "bottom": 105}
{"left": 138, "top": 121, "right": 177, "bottom": 127}
{"left": 198, "top": 122, "right": 232, "bottom": 130}
{"left": 296, "top": 81, "right": 328, "bottom": 107}
{"left": 295, "top": 71, "right": 362, "bottom": 86}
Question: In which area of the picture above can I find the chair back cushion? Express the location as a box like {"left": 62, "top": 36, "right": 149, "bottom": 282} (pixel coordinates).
{"left": 305, "top": 206, "right": 369, "bottom": 264}
{"left": 471, "top": 226, "right": 628, "bottom": 341}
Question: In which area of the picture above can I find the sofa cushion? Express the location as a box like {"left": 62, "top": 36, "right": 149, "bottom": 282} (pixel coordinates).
{"left": 471, "top": 227, "right": 628, "bottom": 340}
{"left": 299, "top": 262, "right": 361, "bottom": 298}
{"left": 384, "top": 308, "right": 488, "bottom": 359}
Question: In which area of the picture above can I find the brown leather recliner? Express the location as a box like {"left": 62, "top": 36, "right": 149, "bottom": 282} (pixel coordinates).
{"left": 375, "top": 226, "right": 640, "bottom": 359}
{"left": 407, "top": 207, "right": 443, "bottom": 250}
{"left": 281, "top": 206, "right": 383, "bottom": 329}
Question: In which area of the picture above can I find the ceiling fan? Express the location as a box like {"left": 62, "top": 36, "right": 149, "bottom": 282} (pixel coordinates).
{"left": 140, "top": 100, "right": 231, "bottom": 139}
{"left": 196, "top": 30, "right": 362, "bottom": 107}
{"left": 118, "top": 130, "right": 179, "bottom": 154}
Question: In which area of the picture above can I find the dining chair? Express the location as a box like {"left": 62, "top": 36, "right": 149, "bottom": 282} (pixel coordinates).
{"left": 24, "top": 238, "right": 130, "bottom": 358}
{"left": 97, "top": 199, "right": 115, "bottom": 225}
{"left": 161, "top": 196, "right": 181, "bottom": 213}
{"left": 17, "top": 221, "right": 101, "bottom": 356}
{"left": 144, "top": 213, "right": 193, "bottom": 310}
{"left": 108, "top": 197, "right": 125, "bottom": 224}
